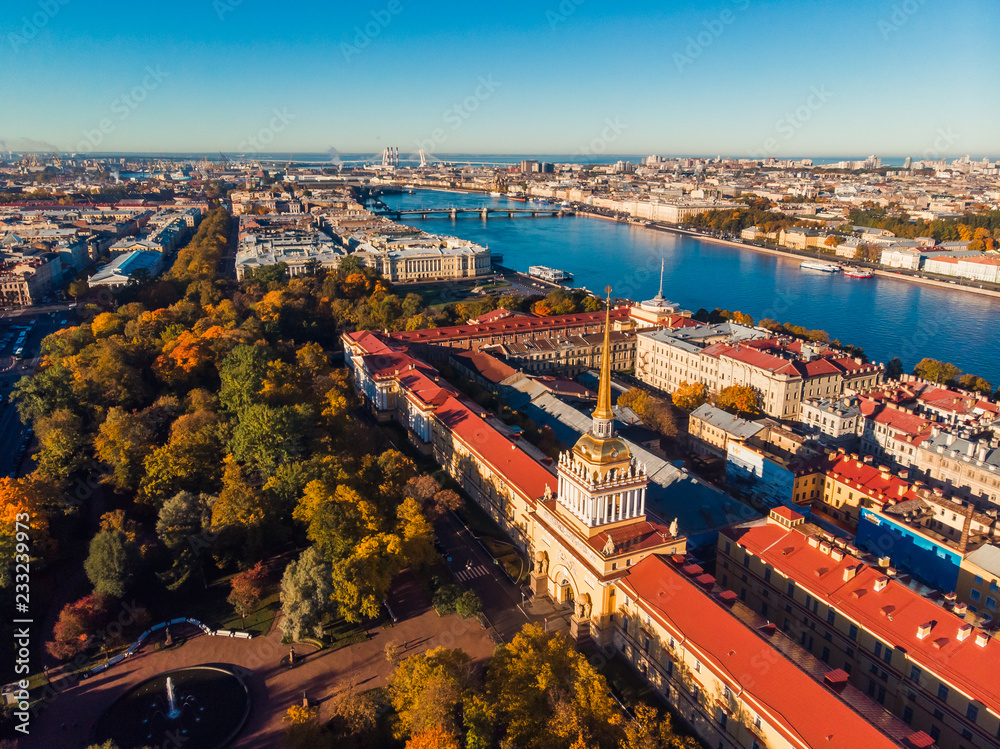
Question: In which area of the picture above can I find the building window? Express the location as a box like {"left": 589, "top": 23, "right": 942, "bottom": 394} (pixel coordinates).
{"left": 694, "top": 660, "right": 701, "bottom": 674}
{"left": 849, "top": 624, "right": 858, "bottom": 640}
{"left": 787, "top": 581, "right": 795, "bottom": 597}
{"left": 971, "top": 589, "right": 982, "bottom": 602}
{"left": 827, "top": 610, "right": 836, "bottom": 625}
{"left": 903, "top": 706, "right": 914, "bottom": 724}
{"left": 909, "top": 666, "right": 921, "bottom": 684}
{"left": 883, "top": 647, "right": 893, "bottom": 665}
{"left": 929, "top": 726, "right": 940, "bottom": 741}
{"left": 764, "top": 568, "right": 772, "bottom": 583}
{"left": 967, "top": 704, "right": 979, "bottom": 722}
{"left": 938, "top": 684, "right": 949, "bottom": 701}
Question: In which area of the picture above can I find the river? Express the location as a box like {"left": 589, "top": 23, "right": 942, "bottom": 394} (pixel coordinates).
{"left": 380, "top": 190, "right": 1000, "bottom": 386}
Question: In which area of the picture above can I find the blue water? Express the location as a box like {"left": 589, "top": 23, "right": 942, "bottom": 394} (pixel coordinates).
{"left": 381, "top": 190, "right": 1000, "bottom": 385}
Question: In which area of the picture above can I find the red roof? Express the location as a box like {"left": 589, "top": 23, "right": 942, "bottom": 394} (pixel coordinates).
{"left": 733, "top": 522, "right": 1000, "bottom": 717}
{"left": 433, "top": 396, "right": 554, "bottom": 503}
{"left": 619, "top": 556, "right": 904, "bottom": 749}
{"left": 390, "top": 308, "right": 629, "bottom": 343}
{"left": 825, "top": 455, "right": 920, "bottom": 506}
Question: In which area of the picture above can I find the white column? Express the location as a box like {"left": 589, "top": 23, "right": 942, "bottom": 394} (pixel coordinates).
{"left": 617, "top": 493, "right": 623, "bottom": 521}
{"left": 639, "top": 488, "right": 646, "bottom": 517}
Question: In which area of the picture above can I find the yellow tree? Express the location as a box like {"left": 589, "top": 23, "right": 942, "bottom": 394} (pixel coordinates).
{"left": 94, "top": 406, "right": 155, "bottom": 492}
{"left": 389, "top": 646, "right": 473, "bottom": 739}
{"left": 671, "top": 381, "right": 708, "bottom": 411}
{"left": 715, "top": 385, "right": 761, "bottom": 417}
{"left": 486, "top": 624, "right": 622, "bottom": 749}
{"left": 406, "top": 727, "right": 462, "bottom": 749}
{"left": 0, "top": 475, "right": 56, "bottom": 588}
{"left": 331, "top": 532, "right": 402, "bottom": 622}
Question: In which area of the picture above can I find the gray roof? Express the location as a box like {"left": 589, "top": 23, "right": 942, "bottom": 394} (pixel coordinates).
{"left": 690, "top": 403, "right": 765, "bottom": 440}
{"left": 965, "top": 544, "right": 1000, "bottom": 578}
{"left": 638, "top": 321, "right": 764, "bottom": 354}
{"left": 506, "top": 381, "right": 760, "bottom": 547}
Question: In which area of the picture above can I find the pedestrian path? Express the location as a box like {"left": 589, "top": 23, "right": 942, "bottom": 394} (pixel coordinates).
{"left": 454, "top": 564, "right": 489, "bottom": 582}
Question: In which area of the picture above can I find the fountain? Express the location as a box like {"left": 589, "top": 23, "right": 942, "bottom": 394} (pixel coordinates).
{"left": 166, "top": 676, "right": 181, "bottom": 720}
{"left": 93, "top": 666, "right": 250, "bottom": 749}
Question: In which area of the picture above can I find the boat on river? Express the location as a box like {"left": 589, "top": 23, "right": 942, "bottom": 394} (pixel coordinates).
{"left": 800, "top": 261, "right": 842, "bottom": 273}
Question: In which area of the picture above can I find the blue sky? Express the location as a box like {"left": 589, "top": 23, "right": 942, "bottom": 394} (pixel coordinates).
{"left": 1, "top": 0, "right": 997, "bottom": 157}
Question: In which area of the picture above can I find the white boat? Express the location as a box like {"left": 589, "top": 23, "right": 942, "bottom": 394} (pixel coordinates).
{"left": 800, "top": 261, "right": 842, "bottom": 273}
{"left": 490, "top": 191, "right": 502, "bottom": 197}
{"left": 528, "top": 265, "right": 573, "bottom": 283}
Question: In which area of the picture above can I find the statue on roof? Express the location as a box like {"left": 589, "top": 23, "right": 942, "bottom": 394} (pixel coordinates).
{"left": 670, "top": 518, "right": 679, "bottom": 537}
{"left": 602, "top": 535, "right": 615, "bottom": 556}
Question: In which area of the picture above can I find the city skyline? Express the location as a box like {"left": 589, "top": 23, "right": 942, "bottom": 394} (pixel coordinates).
{"left": 2, "top": 0, "right": 998, "bottom": 158}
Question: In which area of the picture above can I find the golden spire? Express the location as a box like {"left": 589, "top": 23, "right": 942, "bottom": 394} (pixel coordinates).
{"left": 593, "top": 286, "right": 614, "bottom": 423}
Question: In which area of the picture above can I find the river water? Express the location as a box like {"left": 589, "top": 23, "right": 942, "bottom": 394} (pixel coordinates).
{"left": 380, "top": 190, "right": 1000, "bottom": 386}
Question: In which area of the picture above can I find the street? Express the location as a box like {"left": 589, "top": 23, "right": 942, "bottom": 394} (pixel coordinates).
{"left": 435, "top": 510, "right": 571, "bottom": 641}
{"left": 0, "top": 307, "right": 80, "bottom": 477}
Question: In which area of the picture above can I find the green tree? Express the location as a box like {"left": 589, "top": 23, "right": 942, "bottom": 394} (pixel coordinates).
{"left": 885, "top": 357, "right": 904, "bottom": 380}
{"left": 279, "top": 546, "right": 335, "bottom": 642}
{"left": 218, "top": 343, "right": 274, "bottom": 415}
{"left": 228, "top": 403, "right": 313, "bottom": 477}
{"left": 85, "top": 529, "right": 138, "bottom": 598}
{"left": 156, "top": 490, "right": 214, "bottom": 590}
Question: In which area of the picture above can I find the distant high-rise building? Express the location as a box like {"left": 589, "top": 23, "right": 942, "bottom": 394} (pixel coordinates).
{"left": 903, "top": 156, "right": 912, "bottom": 170}
{"left": 520, "top": 159, "right": 539, "bottom": 173}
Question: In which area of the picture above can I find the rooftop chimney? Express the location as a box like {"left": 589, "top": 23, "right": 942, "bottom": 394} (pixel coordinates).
{"left": 916, "top": 622, "right": 934, "bottom": 640}
{"left": 874, "top": 577, "right": 889, "bottom": 592}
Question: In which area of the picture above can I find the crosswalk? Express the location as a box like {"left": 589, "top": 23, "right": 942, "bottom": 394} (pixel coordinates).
{"left": 454, "top": 564, "right": 489, "bottom": 582}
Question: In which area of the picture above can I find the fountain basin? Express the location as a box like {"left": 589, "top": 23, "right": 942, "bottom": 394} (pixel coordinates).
{"left": 92, "top": 665, "right": 250, "bottom": 749}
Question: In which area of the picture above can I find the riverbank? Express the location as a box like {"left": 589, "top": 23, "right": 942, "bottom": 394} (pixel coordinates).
{"left": 394, "top": 184, "right": 1000, "bottom": 302}
{"left": 650, "top": 226, "right": 1000, "bottom": 300}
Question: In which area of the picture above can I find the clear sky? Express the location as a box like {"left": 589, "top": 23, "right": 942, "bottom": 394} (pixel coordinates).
{"left": 1, "top": 0, "right": 998, "bottom": 158}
